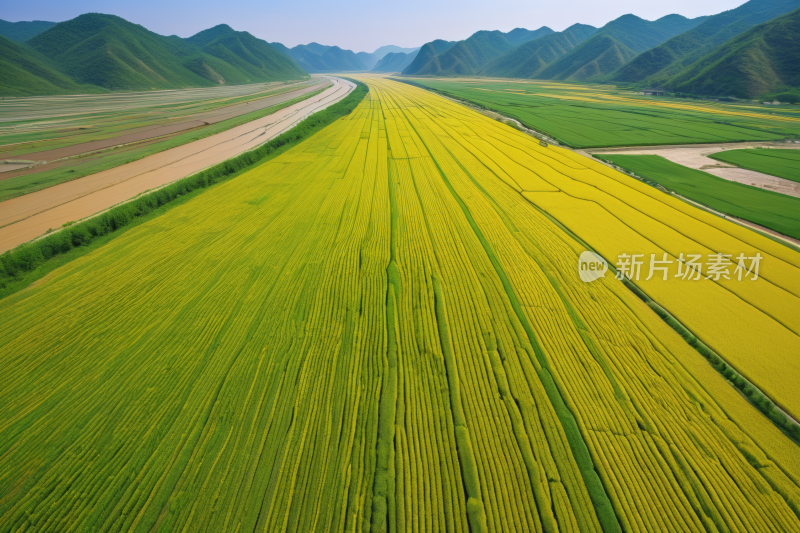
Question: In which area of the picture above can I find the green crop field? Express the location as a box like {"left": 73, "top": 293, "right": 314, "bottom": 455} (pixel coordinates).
{"left": 709, "top": 148, "right": 800, "bottom": 183}
{"left": 2, "top": 77, "right": 800, "bottom": 532}
{"left": 598, "top": 153, "right": 800, "bottom": 239}
{"left": 403, "top": 77, "right": 800, "bottom": 148}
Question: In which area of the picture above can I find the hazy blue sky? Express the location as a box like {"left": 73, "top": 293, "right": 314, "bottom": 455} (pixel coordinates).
{"left": 3, "top": 0, "right": 747, "bottom": 52}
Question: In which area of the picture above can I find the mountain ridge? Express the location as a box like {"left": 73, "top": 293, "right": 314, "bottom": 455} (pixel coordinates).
{"left": 611, "top": 0, "right": 800, "bottom": 86}
{"left": 0, "top": 19, "right": 57, "bottom": 42}
{"left": 478, "top": 24, "right": 598, "bottom": 78}
{"left": 3, "top": 14, "right": 307, "bottom": 95}
{"left": 667, "top": 7, "right": 800, "bottom": 98}
{"left": 402, "top": 27, "right": 553, "bottom": 76}
{"left": 0, "top": 33, "right": 100, "bottom": 96}
{"left": 371, "top": 51, "right": 418, "bottom": 72}
{"left": 538, "top": 13, "right": 708, "bottom": 81}
{"left": 279, "top": 42, "right": 368, "bottom": 71}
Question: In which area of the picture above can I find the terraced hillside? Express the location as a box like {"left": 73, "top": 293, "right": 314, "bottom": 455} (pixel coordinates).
{"left": 1, "top": 77, "right": 799, "bottom": 532}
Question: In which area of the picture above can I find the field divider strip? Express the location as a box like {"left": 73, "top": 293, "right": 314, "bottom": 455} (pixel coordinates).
{"left": 371, "top": 127, "right": 399, "bottom": 533}
{"left": 0, "top": 79, "right": 368, "bottom": 301}
{"left": 431, "top": 274, "right": 489, "bottom": 533}
{"left": 524, "top": 200, "right": 800, "bottom": 449}
{"left": 414, "top": 128, "right": 623, "bottom": 532}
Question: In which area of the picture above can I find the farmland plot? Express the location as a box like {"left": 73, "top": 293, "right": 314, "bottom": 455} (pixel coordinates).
{"left": 596, "top": 153, "right": 800, "bottom": 240}
{"left": 1, "top": 77, "right": 799, "bottom": 532}
{"left": 404, "top": 78, "right": 800, "bottom": 148}
{"left": 710, "top": 148, "right": 800, "bottom": 184}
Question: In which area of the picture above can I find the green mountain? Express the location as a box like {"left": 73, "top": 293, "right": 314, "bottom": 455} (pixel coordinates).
{"left": 402, "top": 27, "right": 553, "bottom": 76}
{"left": 372, "top": 45, "right": 420, "bottom": 60}
{"left": 284, "top": 43, "right": 367, "bottom": 71}
{"left": 268, "top": 41, "right": 293, "bottom": 57}
{"left": 478, "top": 24, "right": 597, "bottom": 78}
{"left": 28, "top": 14, "right": 227, "bottom": 90}
{"left": 371, "top": 51, "right": 418, "bottom": 72}
{"left": 0, "top": 19, "right": 56, "bottom": 42}
{"left": 320, "top": 46, "right": 367, "bottom": 70}
{"left": 401, "top": 39, "right": 457, "bottom": 75}
{"left": 300, "top": 42, "right": 330, "bottom": 56}
{"left": 20, "top": 14, "right": 307, "bottom": 93}
{"left": 667, "top": 7, "right": 800, "bottom": 98}
{"left": 287, "top": 46, "right": 329, "bottom": 71}
{"left": 0, "top": 33, "right": 102, "bottom": 96}
{"left": 504, "top": 27, "right": 555, "bottom": 45}
{"left": 185, "top": 25, "right": 307, "bottom": 84}
{"left": 612, "top": 0, "right": 800, "bottom": 86}
{"left": 539, "top": 14, "right": 708, "bottom": 81}
{"left": 538, "top": 34, "right": 637, "bottom": 81}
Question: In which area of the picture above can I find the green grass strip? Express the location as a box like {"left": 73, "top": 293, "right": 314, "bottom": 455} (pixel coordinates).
{"left": 431, "top": 159, "right": 623, "bottom": 533}
{"left": 526, "top": 200, "right": 800, "bottom": 448}
{"left": 372, "top": 154, "right": 400, "bottom": 533}
{"left": 431, "top": 274, "right": 489, "bottom": 533}
{"left": 621, "top": 276, "right": 800, "bottom": 446}
{"left": 709, "top": 148, "right": 800, "bottom": 185}
{"left": 0, "top": 79, "right": 369, "bottom": 301}
{"left": 597, "top": 154, "right": 800, "bottom": 241}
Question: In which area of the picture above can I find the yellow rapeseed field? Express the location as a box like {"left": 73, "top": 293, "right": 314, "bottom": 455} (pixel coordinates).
{"left": 0, "top": 76, "right": 798, "bottom": 532}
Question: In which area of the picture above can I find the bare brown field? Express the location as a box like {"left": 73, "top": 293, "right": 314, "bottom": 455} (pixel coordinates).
{"left": 0, "top": 82, "right": 327, "bottom": 166}
{"left": 0, "top": 78, "right": 354, "bottom": 253}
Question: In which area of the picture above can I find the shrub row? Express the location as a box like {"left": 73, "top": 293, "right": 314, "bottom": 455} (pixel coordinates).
{"left": 622, "top": 277, "right": 800, "bottom": 444}
{"left": 0, "top": 79, "right": 368, "bottom": 290}
{"left": 531, "top": 197, "right": 800, "bottom": 445}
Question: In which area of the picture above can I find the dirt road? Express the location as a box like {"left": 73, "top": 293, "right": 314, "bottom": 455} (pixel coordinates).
{"left": 0, "top": 78, "right": 354, "bottom": 253}
{"left": 592, "top": 142, "right": 800, "bottom": 198}
{"left": 1, "top": 82, "right": 325, "bottom": 165}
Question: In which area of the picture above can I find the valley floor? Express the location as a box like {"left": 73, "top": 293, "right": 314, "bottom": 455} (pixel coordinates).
{"left": 1, "top": 76, "right": 799, "bottom": 532}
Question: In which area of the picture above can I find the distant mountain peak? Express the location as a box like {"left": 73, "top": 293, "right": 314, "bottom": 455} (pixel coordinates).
{"left": 8, "top": 14, "right": 308, "bottom": 95}
{"left": 204, "top": 23, "right": 235, "bottom": 33}
{"left": 656, "top": 14, "right": 691, "bottom": 22}
{"left": 612, "top": 0, "right": 800, "bottom": 86}
{"left": 0, "top": 18, "right": 57, "bottom": 42}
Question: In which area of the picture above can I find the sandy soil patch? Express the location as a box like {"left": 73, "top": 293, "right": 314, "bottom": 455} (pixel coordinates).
{"left": 0, "top": 78, "right": 354, "bottom": 253}
{"left": 593, "top": 142, "right": 800, "bottom": 198}
{"left": 0, "top": 164, "right": 31, "bottom": 173}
